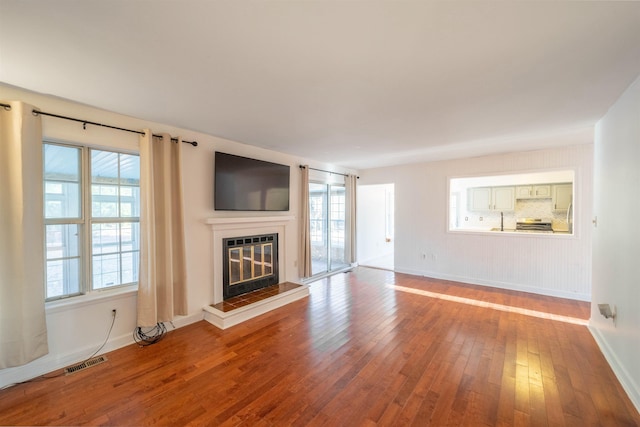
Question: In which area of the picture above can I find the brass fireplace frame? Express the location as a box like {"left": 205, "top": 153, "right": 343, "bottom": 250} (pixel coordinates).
{"left": 222, "top": 233, "right": 279, "bottom": 299}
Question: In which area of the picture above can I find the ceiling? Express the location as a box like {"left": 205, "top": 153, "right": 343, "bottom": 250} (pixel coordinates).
{"left": 2, "top": 1, "right": 640, "bottom": 170}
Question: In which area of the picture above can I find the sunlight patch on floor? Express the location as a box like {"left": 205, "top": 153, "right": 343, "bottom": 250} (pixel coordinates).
{"left": 388, "top": 284, "right": 588, "bottom": 326}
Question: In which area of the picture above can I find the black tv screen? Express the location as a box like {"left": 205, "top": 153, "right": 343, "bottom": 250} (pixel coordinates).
{"left": 214, "top": 152, "right": 290, "bottom": 211}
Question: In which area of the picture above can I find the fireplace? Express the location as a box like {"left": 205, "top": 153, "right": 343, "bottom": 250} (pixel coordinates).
{"left": 222, "top": 233, "right": 279, "bottom": 299}
{"left": 204, "top": 215, "right": 310, "bottom": 329}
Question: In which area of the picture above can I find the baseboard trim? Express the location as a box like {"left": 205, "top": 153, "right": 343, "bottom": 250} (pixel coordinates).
{"left": 0, "top": 312, "right": 205, "bottom": 389}
{"left": 393, "top": 267, "right": 590, "bottom": 301}
{"left": 589, "top": 325, "right": 640, "bottom": 414}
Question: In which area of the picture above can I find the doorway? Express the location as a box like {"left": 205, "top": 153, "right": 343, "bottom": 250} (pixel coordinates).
{"left": 357, "top": 184, "right": 394, "bottom": 270}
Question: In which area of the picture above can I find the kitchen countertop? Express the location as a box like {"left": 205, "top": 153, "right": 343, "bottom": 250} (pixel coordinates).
{"left": 489, "top": 227, "right": 570, "bottom": 234}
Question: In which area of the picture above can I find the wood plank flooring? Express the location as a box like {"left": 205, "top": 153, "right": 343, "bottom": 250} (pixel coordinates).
{"left": 1, "top": 267, "right": 638, "bottom": 426}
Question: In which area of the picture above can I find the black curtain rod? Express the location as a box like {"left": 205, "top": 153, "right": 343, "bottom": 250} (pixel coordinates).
{"left": 32, "top": 110, "right": 198, "bottom": 146}
{"left": 0, "top": 103, "right": 197, "bottom": 146}
{"left": 299, "top": 165, "right": 358, "bottom": 179}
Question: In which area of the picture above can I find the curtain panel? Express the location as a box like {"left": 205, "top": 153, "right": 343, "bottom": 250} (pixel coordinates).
{"left": 346, "top": 174, "right": 357, "bottom": 264}
{"left": 299, "top": 166, "right": 312, "bottom": 278}
{"left": 137, "top": 132, "right": 187, "bottom": 327}
{"left": 0, "top": 101, "right": 49, "bottom": 368}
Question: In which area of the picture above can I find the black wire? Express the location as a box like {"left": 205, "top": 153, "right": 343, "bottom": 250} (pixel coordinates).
{"left": 133, "top": 322, "right": 168, "bottom": 346}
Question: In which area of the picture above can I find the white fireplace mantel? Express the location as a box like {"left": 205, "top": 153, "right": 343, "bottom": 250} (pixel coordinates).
{"left": 203, "top": 214, "right": 308, "bottom": 329}
{"left": 205, "top": 215, "right": 295, "bottom": 227}
{"left": 206, "top": 215, "right": 296, "bottom": 304}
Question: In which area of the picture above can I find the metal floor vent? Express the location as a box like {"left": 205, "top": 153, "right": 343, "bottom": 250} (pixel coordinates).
{"left": 64, "top": 355, "right": 108, "bottom": 375}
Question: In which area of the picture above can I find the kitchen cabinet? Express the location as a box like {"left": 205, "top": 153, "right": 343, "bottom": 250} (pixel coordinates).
{"left": 468, "top": 187, "right": 491, "bottom": 211}
{"left": 468, "top": 186, "right": 514, "bottom": 211}
{"left": 515, "top": 185, "right": 551, "bottom": 199}
{"left": 515, "top": 186, "right": 532, "bottom": 199}
{"left": 552, "top": 183, "right": 572, "bottom": 211}
{"left": 493, "top": 187, "right": 515, "bottom": 211}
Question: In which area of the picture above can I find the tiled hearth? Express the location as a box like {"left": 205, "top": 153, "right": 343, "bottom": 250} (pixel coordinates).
{"left": 203, "top": 281, "right": 308, "bottom": 329}
{"left": 211, "top": 282, "right": 303, "bottom": 312}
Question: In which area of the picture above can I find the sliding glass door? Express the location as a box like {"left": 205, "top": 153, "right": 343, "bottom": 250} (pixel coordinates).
{"left": 309, "top": 182, "right": 348, "bottom": 276}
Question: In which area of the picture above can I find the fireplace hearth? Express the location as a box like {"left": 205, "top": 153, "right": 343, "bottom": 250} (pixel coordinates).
{"left": 223, "top": 233, "right": 279, "bottom": 300}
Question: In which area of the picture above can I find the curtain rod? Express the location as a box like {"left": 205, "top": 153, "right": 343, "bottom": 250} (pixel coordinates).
{"left": 299, "top": 165, "right": 358, "bottom": 179}
{"left": 0, "top": 102, "right": 197, "bottom": 146}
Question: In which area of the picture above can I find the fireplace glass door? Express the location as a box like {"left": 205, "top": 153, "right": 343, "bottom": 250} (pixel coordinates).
{"left": 309, "top": 182, "right": 348, "bottom": 276}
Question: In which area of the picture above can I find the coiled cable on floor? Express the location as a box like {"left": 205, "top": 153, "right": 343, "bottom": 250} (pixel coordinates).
{"left": 133, "top": 322, "right": 167, "bottom": 346}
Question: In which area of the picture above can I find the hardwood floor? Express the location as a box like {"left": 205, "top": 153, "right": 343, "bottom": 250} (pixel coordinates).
{"left": 1, "top": 267, "right": 638, "bottom": 426}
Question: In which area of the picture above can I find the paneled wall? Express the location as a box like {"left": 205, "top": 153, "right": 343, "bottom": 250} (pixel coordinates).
{"left": 360, "top": 143, "right": 593, "bottom": 300}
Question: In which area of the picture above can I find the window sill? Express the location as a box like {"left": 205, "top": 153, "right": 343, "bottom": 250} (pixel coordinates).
{"left": 45, "top": 285, "right": 138, "bottom": 315}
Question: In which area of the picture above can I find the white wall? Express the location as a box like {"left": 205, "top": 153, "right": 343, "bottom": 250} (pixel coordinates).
{"left": 359, "top": 143, "right": 593, "bottom": 301}
{"left": 591, "top": 76, "right": 640, "bottom": 411}
{"left": 0, "top": 83, "right": 351, "bottom": 388}
{"left": 357, "top": 184, "right": 394, "bottom": 264}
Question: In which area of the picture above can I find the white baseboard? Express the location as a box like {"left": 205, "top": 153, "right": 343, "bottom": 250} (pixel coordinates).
{"left": 589, "top": 326, "right": 640, "bottom": 414}
{"left": 393, "top": 267, "right": 591, "bottom": 301}
{"left": 0, "top": 331, "right": 135, "bottom": 389}
{"left": 168, "top": 312, "right": 205, "bottom": 329}
{"left": 0, "top": 312, "right": 205, "bottom": 389}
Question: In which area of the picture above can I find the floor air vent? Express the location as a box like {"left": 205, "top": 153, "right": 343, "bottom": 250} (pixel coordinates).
{"left": 64, "top": 355, "right": 108, "bottom": 375}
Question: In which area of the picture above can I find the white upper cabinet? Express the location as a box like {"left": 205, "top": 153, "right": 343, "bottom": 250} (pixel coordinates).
{"left": 468, "top": 187, "right": 492, "bottom": 211}
{"left": 492, "top": 187, "right": 515, "bottom": 211}
{"left": 515, "top": 185, "right": 551, "bottom": 199}
{"left": 468, "top": 186, "right": 514, "bottom": 211}
{"left": 533, "top": 185, "right": 551, "bottom": 198}
{"left": 515, "top": 186, "right": 532, "bottom": 198}
{"left": 552, "top": 183, "right": 573, "bottom": 211}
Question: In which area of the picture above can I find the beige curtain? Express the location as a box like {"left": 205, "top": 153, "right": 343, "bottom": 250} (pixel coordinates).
{"left": 137, "top": 132, "right": 187, "bottom": 327}
{"left": 0, "top": 101, "right": 49, "bottom": 368}
{"left": 299, "top": 165, "right": 312, "bottom": 278}
{"left": 345, "top": 174, "right": 358, "bottom": 264}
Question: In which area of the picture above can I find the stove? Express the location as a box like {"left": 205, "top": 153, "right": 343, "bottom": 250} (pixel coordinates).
{"left": 515, "top": 218, "right": 553, "bottom": 233}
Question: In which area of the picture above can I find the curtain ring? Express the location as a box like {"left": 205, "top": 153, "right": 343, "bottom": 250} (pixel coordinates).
{"left": 83, "top": 122, "right": 87, "bottom": 130}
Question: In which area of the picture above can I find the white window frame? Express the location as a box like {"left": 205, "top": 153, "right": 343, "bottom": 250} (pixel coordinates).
{"left": 43, "top": 141, "right": 140, "bottom": 301}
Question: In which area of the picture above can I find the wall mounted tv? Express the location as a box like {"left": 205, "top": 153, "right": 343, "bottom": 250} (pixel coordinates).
{"left": 214, "top": 152, "right": 290, "bottom": 211}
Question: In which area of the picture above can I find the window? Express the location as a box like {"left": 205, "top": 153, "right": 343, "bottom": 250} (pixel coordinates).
{"left": 44, "top": 143, "right": 140, "bottom": 300}
{"left": 448, "top": 170, "right": 575, "bottom": 235}
{"left": 308, "top": 181, "right": 348, "bottom": 276}
{"left": 309, "top": 189, "right": 326, "bottom": 245}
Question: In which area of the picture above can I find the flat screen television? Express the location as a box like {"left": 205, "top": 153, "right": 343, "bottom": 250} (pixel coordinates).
{"left": 214, "top": 152, "right": 290, "bottom": 211}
